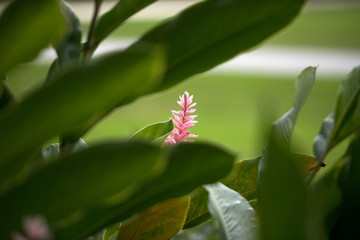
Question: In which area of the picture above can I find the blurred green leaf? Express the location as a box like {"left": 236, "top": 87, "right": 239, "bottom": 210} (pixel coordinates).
{"left": 0, "top": 0, "right": 64, "bottom": 74}
{"left": 41, "top": 143, "right": 60, "bottom": 161}
{"left": 205, "top": 182, "right": 258, "bottom": 240}
{"left": 184, "top": 154, "right": 319, "bottom": 229}
{"left": 332, "top": 134, "right": 360, "bottom": 239}
{"left": 330, "top": 65, "right": 360, "bottom": 146}
{"left": 94, "top": 0, "right": 157, "bottom": 49}
{"left": 0, "top": 47, "right": 164, "bottom": 187}
{"left": 257, "top": 67, "right": 317, "bottom": 239}
{"left": 0, "top": 141, "right": 163, "bottom": 239}
{"left": 129, "top": 0, "right": 306, "bottom": 91}
{"left": 117, "top": 196, "right": 190, "bottom": 240}
{"left": 54, "top": 142, "right": 235, "bottom": 239}
{"left": 129, "top": 119, "right": 173, "bottom": 142}
{"left": 272, "top": 66, "right": 316, "bottom": 144}
{"left": 258, "top": 137, "right": 308, "bottom": 240}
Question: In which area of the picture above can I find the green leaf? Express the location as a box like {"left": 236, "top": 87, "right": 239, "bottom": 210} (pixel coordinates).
{"left": 54, "top": 142, "right": 235, "bottom": 239}
{"left": 0, "top": 84, "right": 16, "bottom": 111}
{"left": 129, "top": 119, "right": 173, "bottom": 142}
{"left": 0, "top": 46, "right": 164, "bottom": 187}
{"left": 0, "top": 0, "right": 64, "bottom": 74}
{"left": 258, "top": 137, "right": 308, "bottom": 240}
{"left": 184, "top": 154, "right": 319, "bottom": 229}
{"left": 116, "top": 196, "right": 190, "bottom": 240}
{"left": 0, "top": 141, "right": 164, "bottom": 239}
{"left": 94, "top": 0, "right": 157, "bottom": 49}
{"left": 330, "top": 65, "right": 360, "bottom": 146}
{"left": 205, "top": 182, "right": 258, "bottom": 240}
{"left": 128, "top": 0, "right": 306, "bottom": 91}
{"left": 257, "top": 67, "right": 317, "bottom": 239}
{"left": 272, "top": 66, "right": 316, "bottom": 144}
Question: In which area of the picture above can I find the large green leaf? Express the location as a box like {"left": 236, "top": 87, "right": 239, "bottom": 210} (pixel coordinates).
{"left": 129, "top": 119, "right": 173, "bottom": 142}
{"left": 184, "top": 154, "right": 319, "bottom": 229}
{"left": 0, "top": 141, "right": 163, "bottom": 239}
{"left": 258, "top": 137, "right": 308, "bottom": 240}
{"left": 205, "top": 182, "right": 258, "bottom": 240}
{"left": 0, "top": 47, "right": 164, "bottom": 187}
{"left": 116, "top": 196, "right": 190, "bottom": 240}
{"left": 128, "top": 0, "right": 306, "bottom": 91}
{"left": 330, "top": 65, "right": 360, "bottom": 146}
{"left": 54, "top": 142, "right": 235, "bottom": 239}
{"left": 257, "top": 67, "right": 317, "bottom": 239}
{"left": 0, "top": 0, "right": 64, "bottom": 74}
{"left": 94, "top": 0, "right": 157, "bottom": 50}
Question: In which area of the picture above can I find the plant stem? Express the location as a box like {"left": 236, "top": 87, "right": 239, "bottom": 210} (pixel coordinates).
{"left": 83, "top": 0, "right": 103, "bottom": 60}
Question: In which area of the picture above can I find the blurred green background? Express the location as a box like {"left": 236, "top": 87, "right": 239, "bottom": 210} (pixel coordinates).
{"left": 4, "top": 0, "right": 360, "bottom": 162}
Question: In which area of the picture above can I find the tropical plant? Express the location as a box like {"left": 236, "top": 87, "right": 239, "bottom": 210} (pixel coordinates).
{"left": 3, "top": 0, "right": 358, "bottom": 240}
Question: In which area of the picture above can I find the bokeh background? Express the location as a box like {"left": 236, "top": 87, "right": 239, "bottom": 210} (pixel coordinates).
{"left": 3, "top": 0, "right": 360, "bottom": 162}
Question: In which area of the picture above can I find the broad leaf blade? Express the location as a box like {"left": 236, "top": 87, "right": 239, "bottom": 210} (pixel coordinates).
{"left": 0, "top": 47, "right": 164, "bottom": 186}
{"left": 54, "top": 142, "right": 235, "bottom": 239}
{"left": 117, "top": 196, "right": 190, "bottom": 240}
{"left": 129, "top": 0, "right": 306, "bottom": 91}
{"left": 0, "top": 141, "right": 163, "bottom": 239}
{"left": 0, "top": 0, "right": 64, "bottom": 73}
{"left": 94, "top": 0, "right": 157, "bottom": 48}
{"left": 129, "top": 119, "right": 173, "bottom": 142}
{"left": 205, "top": 182, "right": 258, "bottom": 240}
{"left": 258, "top": 137, "right": 308, "bottom": 240}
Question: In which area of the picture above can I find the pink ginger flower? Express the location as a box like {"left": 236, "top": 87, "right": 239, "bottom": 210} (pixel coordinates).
{"left": 12, "top": 215, "right": 52, "bottom": 240}
{"left": 165, "top": 91, "right": 198, "bottom": 145}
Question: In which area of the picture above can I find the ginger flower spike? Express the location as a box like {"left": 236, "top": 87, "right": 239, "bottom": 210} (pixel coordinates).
{"left": 165, "top": 91, "right": 198, "bottom": 145}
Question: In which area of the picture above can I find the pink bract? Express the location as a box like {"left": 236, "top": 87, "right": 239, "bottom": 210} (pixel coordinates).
{"left": 165, "top": 91, "right": 198, "bottom": 145}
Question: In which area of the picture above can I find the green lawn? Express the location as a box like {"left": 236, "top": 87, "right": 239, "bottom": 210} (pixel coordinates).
{"left": 83, "top": 4, "right": 360, "bottom": 49}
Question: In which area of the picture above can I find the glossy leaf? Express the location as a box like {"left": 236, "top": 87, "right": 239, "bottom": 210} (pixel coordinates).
{"left": 129, "top": 119, "right": 173, "bottom": 142}
{"left": 54, "top": 142, "right": 235, "bottom": 239}
{"left": 0, "top": 0, "right": 64, "bottom": 74}
{"left": 0, "top": 47, "right": 164, "bottom": 186}
{"left": 128, "top": 0, "right": 306, "bottom": 91}
{"left": 0, "top": 141, "right": 163, "bottom": 239}
{"left": 184, "top": 154, "right": 319, "bottom": 229}
{"left": 330, "top": 65, "right": 360, "bottom": 146}
{"left": 94, "top": 0, "right": 157, "bottom": 49}
{"left": 272, "top": 66, "right": 316, "bottom": 144}
{"left": 205, "top": 182, "right": 258, "bottom": 240}
{"left": 117, "top": 196, "right": 190, "bottom": 240}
